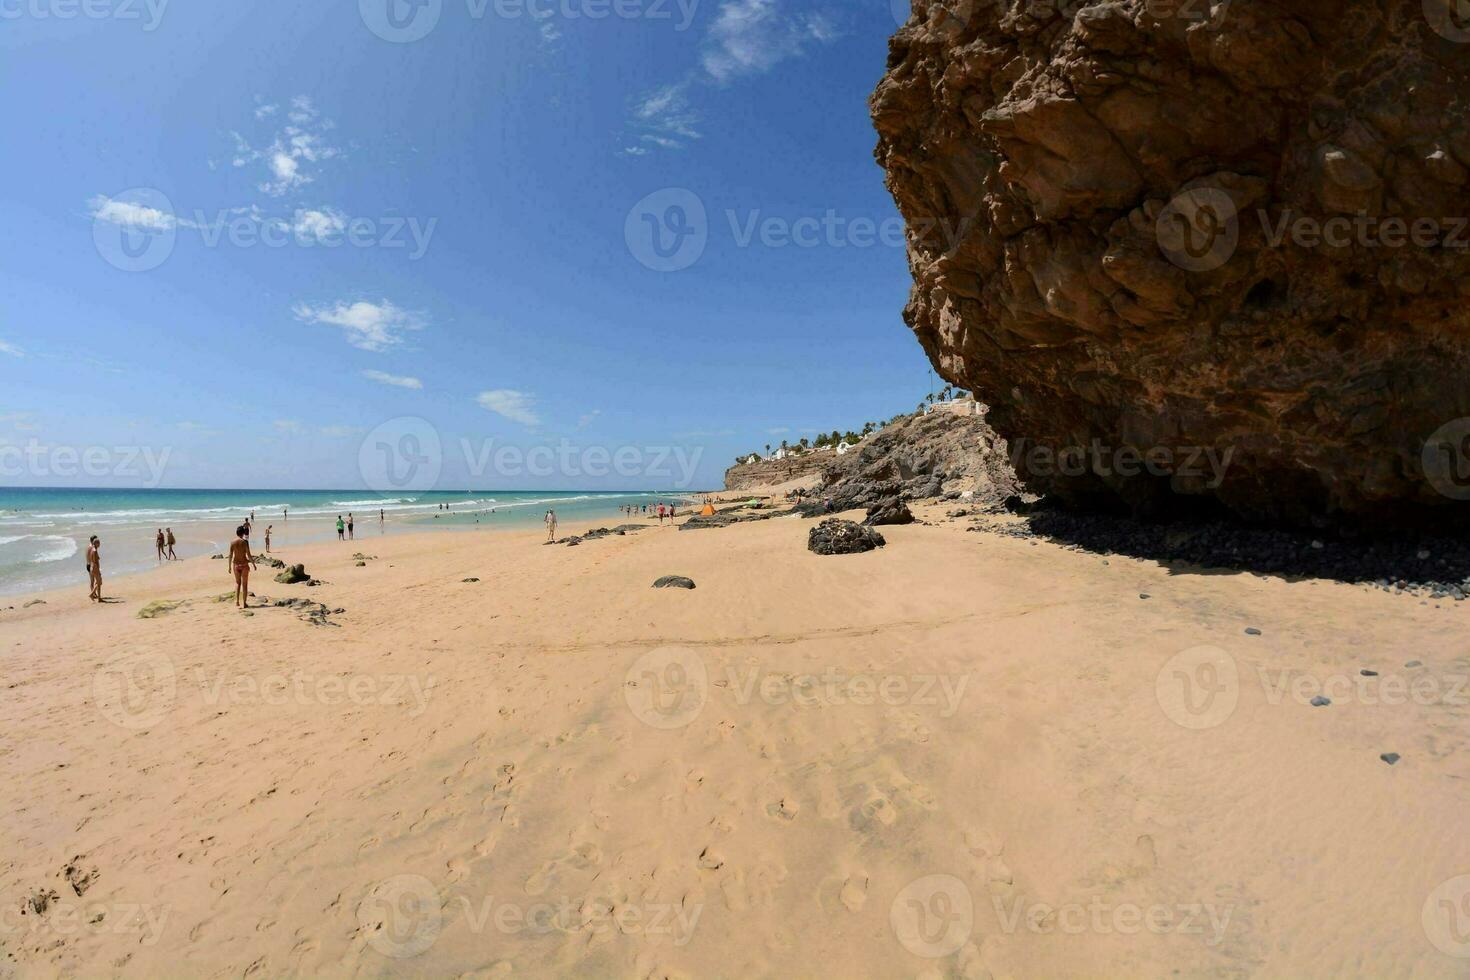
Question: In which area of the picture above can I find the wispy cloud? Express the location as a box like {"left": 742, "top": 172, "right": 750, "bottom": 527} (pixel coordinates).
{"left": 0, "top": 339, "right": 23, "bottom": 357}
{"left": 293, "top": 300, "right": 426, "bottom": 353}
{"left": 701, "top": 0, "right": 838, "bottom": 83}
{"left": 477, "top": 390, "right": 541, "bottom": 427}
{"left": 577, "top": 409, "right": 602, "bottom": 430}
{"left": 274, "top": 419, "right": 302, "bottom": 434}
{"left": 363, "top": 369, "right": 423, "bottom": 390}
{"left": 622, "top": 83, "right": 703, "bottom": 155}
{"left": 231, "top": 94, "right": 341, "bottom": 197}
{"left": 88, "top": 194, "right": 191, "bottom": 232}
{"left": 291, "top": 207, "right": 346, "bottom": 241}
{"left": 623, "top": 0, "right": 839, "bottom": 155}
{"left": 319, "top": 425, "right": 362, "bottom": 438}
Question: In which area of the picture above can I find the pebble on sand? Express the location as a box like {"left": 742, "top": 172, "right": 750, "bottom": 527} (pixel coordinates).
{"left": 1311, "top": 696, "right": 1331, "bottom": 707}
{"left": 1139, "top": 593, "right": 1151, "bottom": 600}
{"left": 1244, "top": 627, "right": 1262, "bottom": 636}
{"left": 653, "top": 576, "right": 697, "bottom": 590}
{"left": 1380, "top": 752, "right": 1401, "bottom": 765}
{"left": 1361, "top": 669, "right": 1378, "bottom": 677}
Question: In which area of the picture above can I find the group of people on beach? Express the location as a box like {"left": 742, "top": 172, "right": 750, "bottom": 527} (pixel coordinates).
{"left": 154, "top": 528, "right": 178, "bottom": 562}
{"left": 619, "top": 502, "right": 678, "bottom": 524}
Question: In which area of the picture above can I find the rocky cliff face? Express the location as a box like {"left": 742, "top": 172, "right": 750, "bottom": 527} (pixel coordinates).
{"left": 871, "top": 0, "right": 1470, "bottom": 529}
{"left": 724, "top": 452, "right": 831, "bottom": 492}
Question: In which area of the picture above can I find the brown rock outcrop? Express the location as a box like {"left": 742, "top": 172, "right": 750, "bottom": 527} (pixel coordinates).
{"left": 872, "top": 0, "right": 1470, "bottom": 528}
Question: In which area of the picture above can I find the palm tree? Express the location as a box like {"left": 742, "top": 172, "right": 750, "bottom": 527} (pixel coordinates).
{"left": 765, "top": 443, "right": 771, "bottom": 457}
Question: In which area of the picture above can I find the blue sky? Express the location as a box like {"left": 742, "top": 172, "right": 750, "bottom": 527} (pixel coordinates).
{"left": 0, "top": 0, "right": 937, "bottom": 490}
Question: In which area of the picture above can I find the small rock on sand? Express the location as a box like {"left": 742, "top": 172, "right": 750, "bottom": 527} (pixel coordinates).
{"left": 23, "top": 599, "right": 46, "bottom": 608}
{"left": 137, "top": 600, "right": 184, "bottom": 619}
{"left": 1244, "top": 627, "right": 1262, "bottom": 636}
{"left": 463, "top": 577, "right": 480, "bottom": 583}
{"left": 1310, "top": 696, "right": 1331, "bottom": 707}
{"left": 274, "top": 564, "right": 310, "bottom": 585}
{"left": 653, "top": 576, "right": 697, "bottom": 590}
{"left": 1380, "top": 752, "right": 1401, "bottom": 765}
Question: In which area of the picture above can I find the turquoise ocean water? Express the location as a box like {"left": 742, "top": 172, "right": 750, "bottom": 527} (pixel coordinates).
{"left": 0, "top": 488, "right": 692, "bottom": 597}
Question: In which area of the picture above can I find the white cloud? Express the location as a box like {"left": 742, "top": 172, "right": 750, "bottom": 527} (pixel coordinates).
{"left": 291, "top": 207, "right": 346, "bottom": 241}
{"left": 362, "top": 369, "right": 423, "bottom": 390}
{"left": 293, "top": 300, "right": 426, "bottom": 353}
{"left": 577, "top": 409, "right": 601, "bottom": 429}
{"left": 231, "top": 95, "right": 341, "bottom": 196}
{"left": 274, "top": 419, "right": 303, "bottom": 434}
{"left": 702, "top": 0, "right": 838, "bottom": 83}
{"left": 88, "top": 194, "right": 182, "bottom": 232}
{"left": 0, "top": 340, "right": 23, "bottom": 357}
{"left": 477, "top": 390, "right": 541, "bottom": 427}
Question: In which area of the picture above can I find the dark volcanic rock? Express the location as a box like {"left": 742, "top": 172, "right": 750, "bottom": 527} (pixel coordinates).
{"left": 808, "top": 519, "right": 887, "bottom": 556}
{"left": 872, "top": 1, "right": 1470, "bottom": 530}
{"left": 653, "top": 576, "right": 697, "bottom": 590}
{"left": 864, "top": 497, "right": 915, "bottom": 527}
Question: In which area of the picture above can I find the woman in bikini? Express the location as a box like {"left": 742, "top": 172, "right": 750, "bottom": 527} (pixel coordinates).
{"left": 228, "top": 524, "right": 254, "bottom": 609}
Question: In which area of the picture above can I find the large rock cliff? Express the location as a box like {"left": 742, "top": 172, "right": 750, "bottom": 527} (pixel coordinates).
{"left": 871, "top": 0, "right": 1470, "bottom": 529}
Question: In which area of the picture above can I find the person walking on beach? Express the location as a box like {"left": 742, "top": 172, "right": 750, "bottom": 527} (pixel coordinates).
{"left": 379, "top": 508, "right": 384, "bottom": 525}
{"left": 545, "top": 509, "right": 557, "bottom": 542}
{"left": 336, "top": 515, "right": 345, "bottom": 540}
{"left": 228, "top": 524, "right": 253, "bottom": 609}
{"left": 86, "top": 536, "right": 101, "bottom": 602}
{"left": 155, "top": 528, "right": 165, "bottom": 563}
{"left": 283, "top": 507, "right": 288, "bottom": 522}
{"left": 348, "top": 513, "right": 355, "bottom": 540}
{"left": 264, "top": 525, "right": 272, "bottom": 552}
{"left": 165, "top": 527, "right": 178, "bottom": 560}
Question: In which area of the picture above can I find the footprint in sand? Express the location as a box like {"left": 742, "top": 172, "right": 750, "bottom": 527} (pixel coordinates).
{"left": 765, "top": 798, "right": 800, "bottom": 821}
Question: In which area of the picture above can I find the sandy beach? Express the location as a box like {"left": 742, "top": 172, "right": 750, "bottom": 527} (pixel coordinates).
{"left": 3, "top": 506, "right": 1469, "bottom": 977}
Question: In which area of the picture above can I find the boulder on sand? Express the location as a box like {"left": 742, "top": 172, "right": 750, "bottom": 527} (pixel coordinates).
{"left": 863, "top": 497, "right": 914, "bottom": 527}
{"left": 274, "top": 564, "right": 310, "bottom": 585}
{"left": 808, "top": 519, "right": 886, "bottom": 556}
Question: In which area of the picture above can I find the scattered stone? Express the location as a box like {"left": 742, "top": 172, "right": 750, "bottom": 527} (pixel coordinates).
{"left": 137, "top": 600, "right": 184, "bottom": 619}
{"left": 255, "top": 556, "right": 285, "bottom": 569}
{"left": 1405, "top": 660, "right": 1423, "bottom": 668}
{"left": 23, "top": 599, "right": 45, "bottom": 608}
{"left": 273, "top": 564, "right": 310, "bottom": 585}
{"left": 24, "top": 888, "right": 59, "bottom": 916}
{"left": 1380, "top": 752, "right": 1401, "bottom": 766}
{"left": 462, "top": 578, "right": 480, "bottom": 583}
{"left": 808, "top": 519, "right": 886, "bottom": 556}
{"left": 1244, "top": 627, "right": 1262, "bottom": 636}
{"left": 1310, "top": 696, "right": 1331, "bottom": 707}
{"left": 354, "top": 561, "right": 366, "bottom": 567}
{"left": 1139, "top": 593, "right": 1151, "bottom": 600}
{"left": 211, "top": 554, "right": 224, "bottom": 560}
{"left": 62, "top": 860, "right": 97, "bottom": 897}
{"left": 653, "top": 576, "right": 696, "bottom": 590}
{"left": 1361, "top": 669, "right": 1379, "bottom": 677}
